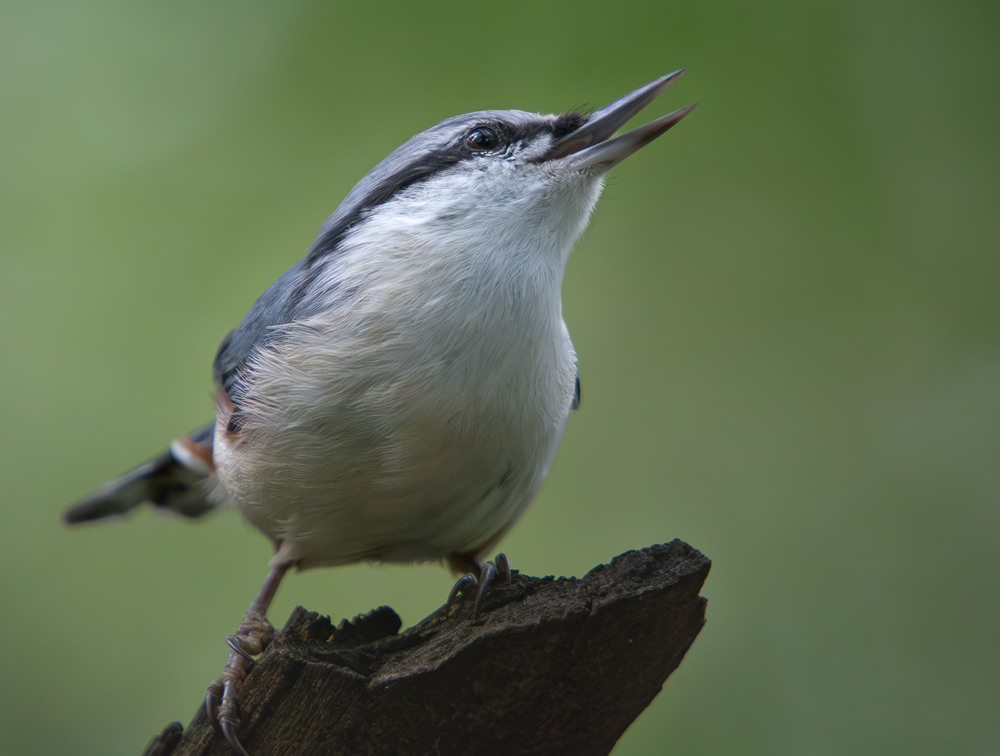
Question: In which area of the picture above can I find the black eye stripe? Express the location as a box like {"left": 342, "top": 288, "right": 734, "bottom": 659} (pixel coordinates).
{"left": 553, "top": 111, "right": 586, "bottom": 139}
{"left": 462, "top": 117, "right": 580, "bottom": 156}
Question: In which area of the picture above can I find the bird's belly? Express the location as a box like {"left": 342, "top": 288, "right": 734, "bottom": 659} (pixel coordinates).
{"left": 213, "top": 359, "right": 571, "bottom": 569}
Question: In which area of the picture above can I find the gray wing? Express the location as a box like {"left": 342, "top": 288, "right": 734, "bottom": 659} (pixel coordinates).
{"left": 212, "top": 119, "right": 473, "bottom": 398}
{"left": 212, "top": 261, "right": 318, "bottom": 397}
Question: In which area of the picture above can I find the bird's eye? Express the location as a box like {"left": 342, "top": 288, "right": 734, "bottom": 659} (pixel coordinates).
{"left": 466, "top": 126, "right": 500, "bottom": 152}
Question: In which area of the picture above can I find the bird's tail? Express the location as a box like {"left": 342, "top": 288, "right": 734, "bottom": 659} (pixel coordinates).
{"left": 64, "top": 423, "right": 217, "bottom": 524}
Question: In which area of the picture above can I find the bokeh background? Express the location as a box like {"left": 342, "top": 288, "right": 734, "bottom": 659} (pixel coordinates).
{"left": 3, "top": 1, "right": 998, "bottom": 754}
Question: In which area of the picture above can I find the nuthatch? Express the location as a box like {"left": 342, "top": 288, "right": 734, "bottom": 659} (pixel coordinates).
{"left": 66, "top": 72, "right": 695, "bottom": 754}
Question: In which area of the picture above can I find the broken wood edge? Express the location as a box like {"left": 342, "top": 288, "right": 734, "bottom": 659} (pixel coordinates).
{"left": 146, "top": 539, "right": 710, "bottom": 755}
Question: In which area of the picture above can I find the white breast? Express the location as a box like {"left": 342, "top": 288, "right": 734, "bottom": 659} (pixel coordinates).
{"left": 213, "top": 161, "right": 602, "bottom": 569}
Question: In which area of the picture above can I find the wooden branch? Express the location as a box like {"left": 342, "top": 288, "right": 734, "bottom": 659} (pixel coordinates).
{"left": 145, "top": 540, "right": 710, "bottom": 756}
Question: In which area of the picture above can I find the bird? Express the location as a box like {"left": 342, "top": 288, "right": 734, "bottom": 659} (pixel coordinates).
{"left": 64, "top": 71, "right": 695, "bottom": 754}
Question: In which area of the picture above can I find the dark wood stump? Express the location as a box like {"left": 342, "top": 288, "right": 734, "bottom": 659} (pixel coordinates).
{"left": 146, "top": 540, "right": 710, "bottom": 756}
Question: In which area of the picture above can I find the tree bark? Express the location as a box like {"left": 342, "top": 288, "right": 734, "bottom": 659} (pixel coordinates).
{"left": 145, "top": 539, "right": 710, "bottom": 756}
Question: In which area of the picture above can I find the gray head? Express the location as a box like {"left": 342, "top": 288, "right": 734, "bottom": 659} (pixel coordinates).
{"left": 306, "top": 71, "right": 696, "bottom": 262}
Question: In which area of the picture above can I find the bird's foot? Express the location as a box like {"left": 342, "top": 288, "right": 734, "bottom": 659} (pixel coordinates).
{"left": 204, "top": 562, "right": 290, "bottom": 756}
{"left": 447, "top": 552, "right": 512, "bottom": 619}
{"left": 204, "top": 612, "right": 275, "bottom": 756}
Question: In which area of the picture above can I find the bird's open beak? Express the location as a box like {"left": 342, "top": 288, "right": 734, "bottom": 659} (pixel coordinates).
{"left": 543, "top": 70, "right": 696, "bottom": 170}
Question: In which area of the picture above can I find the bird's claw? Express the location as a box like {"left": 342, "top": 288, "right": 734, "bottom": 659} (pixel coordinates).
{"left": 447, "top": 552, "right": 512, "bottom": 619}
{"left": 205, "top": 614, "right": 275, "bottom": 756}
{"left": 219, "top": 714, "right": 249, "bottom": 756}
{"left": 225, "top": 633, "right": 259, "bottom": 662}
{"left": 205, "top": 679, "right": 221, "bottom": 722}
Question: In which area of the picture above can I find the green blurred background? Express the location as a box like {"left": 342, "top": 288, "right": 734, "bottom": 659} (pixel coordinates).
{"left": 3, "top": 1, "right": 998, "bottom": 753}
